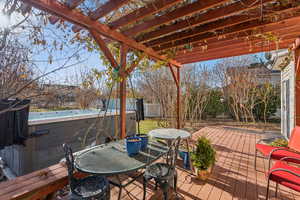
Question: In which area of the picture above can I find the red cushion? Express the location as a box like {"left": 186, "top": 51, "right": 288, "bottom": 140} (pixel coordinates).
{"left": 269, "top": 161, "right": 300, "bottom": 192}
{"left": 288, "top": 126, "right": 300, "bottom": 152}
{"left": 256, "top": 144, "right": 300, "bottom": 162}
{"left": 256, "top": 144, "right": 281, "bottom": 156}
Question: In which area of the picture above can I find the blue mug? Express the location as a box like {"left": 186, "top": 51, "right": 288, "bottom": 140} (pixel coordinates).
{"left": 126, "top": 137, "right": 141, "bottom": 156}
{"left": 136, "top": 134, "right": 148, "bottom": 150}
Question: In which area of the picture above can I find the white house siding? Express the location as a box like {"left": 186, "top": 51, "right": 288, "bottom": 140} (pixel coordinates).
{"left": 281, "top": 58, "right": 295, "bottom": 138}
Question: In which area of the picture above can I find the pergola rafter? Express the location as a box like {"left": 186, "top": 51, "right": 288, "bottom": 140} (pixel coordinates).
{"left": 155, "top": 9, "right": 300, "bottom": 51}
{"left": 144, "top": 3, "right": 298, "bottom": 47}
{"left": 136, "top": 0, "right": 275, "bottom": 43}
{"left": 89, "top": 0, "right": 130, "bottom": 20}
{"left": 108, "top": 0, "right": 182, "bottom": 30}
{"left": 122, "top": 0, "right": 232, "bottom": 37}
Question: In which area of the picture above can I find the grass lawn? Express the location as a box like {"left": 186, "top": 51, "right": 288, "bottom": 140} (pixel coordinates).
{"left": 137, "top": 119, "right": 160, "bottom": 134}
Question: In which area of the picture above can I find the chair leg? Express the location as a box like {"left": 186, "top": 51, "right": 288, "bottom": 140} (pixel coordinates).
{"left": 266, "top": 178, "right": 270, "bottom": 200}
{"left": 275, "top": 182, "right": 278, "bottom": 197}
{"left": 143, "top": 177, "right": 147, "bottom": 200}
{"left": 268, "top": 157, "right": 272, "bottom": 171}
{"left": 174, "top": 172, "right": 178, "bottom": 193}
{"left": 155, "top": 181, "right": 158, "bottom": 190}
{"left": 161, "top": 183, "right": 169, "bottom": 200}
{"left": 254, "top": 149, "right": 257, "bottom": 171}
{"left": 117, "top": 187, "right": 122, "bottom": 200}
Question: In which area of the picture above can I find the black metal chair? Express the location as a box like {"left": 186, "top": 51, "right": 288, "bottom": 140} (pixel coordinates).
{"left": 63, "top": 144, "right": 110, "bottom": 200}
{"left": 143, "top": 137, "right": 181, "bottom": 200}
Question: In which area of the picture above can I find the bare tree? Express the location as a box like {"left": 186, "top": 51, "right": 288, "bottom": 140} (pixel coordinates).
{"left": 214, "top": 56, "right": 274, "bottom": 123}
{"left": 182, "top": 64, "right": 212, "bottom": 124}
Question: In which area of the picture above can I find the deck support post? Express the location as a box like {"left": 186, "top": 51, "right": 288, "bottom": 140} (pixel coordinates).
{"left": 294, "top": 38, "right": 300, "bottom": 126}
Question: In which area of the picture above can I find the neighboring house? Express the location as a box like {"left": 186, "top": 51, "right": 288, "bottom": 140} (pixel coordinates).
{"left": 226, "top": 63, "right": 281, "bottom": 86}
{"left": 267, "top": 50, "right": 294, "bottom": 138}
{"left": 248, "top": 63, "right": 281, "bottom": 85}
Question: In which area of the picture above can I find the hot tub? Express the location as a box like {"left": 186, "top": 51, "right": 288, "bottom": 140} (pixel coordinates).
{"left": 0, "top": 109, "right": 136, "bottom": 176}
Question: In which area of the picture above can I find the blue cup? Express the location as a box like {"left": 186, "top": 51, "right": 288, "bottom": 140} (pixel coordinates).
{"left": 136, "top": 134, "right": 148, "bottom": 150}
{"left": 126, "top": 137, "right": 141, "bottom": 156}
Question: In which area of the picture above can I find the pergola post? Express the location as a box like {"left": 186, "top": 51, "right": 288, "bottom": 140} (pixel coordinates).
{"left": 168, "top": 64, "right": 181, "bottom": 129}
{"left": 294, "top": 38, "right": 300, "bottom": 126}
{"left": 120, "top": 44, "right": 128, "bottom": 139}
{"left": 176, "top": 67, "right": 181, "bottom": 129}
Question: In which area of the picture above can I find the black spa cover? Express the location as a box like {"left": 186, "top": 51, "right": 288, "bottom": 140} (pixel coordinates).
{"left": 135, "top": 98, "right": 144, "bottom": 121}
{"left": 0, "top": 99, "right": 30, "bottom": 149}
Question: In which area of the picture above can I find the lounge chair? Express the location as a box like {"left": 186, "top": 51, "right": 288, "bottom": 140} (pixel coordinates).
{"left": 255, "top": 126, "right": 300, "bottom": 171}
{"left": 266, "top": 156, "right": 300, "bottom": 199}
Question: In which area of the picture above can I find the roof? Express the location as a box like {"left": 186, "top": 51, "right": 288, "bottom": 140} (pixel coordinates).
{"left": 21, "top": 0, "right": 300, "bottom": 65}
{"left": 267, "top": 49, "right": 292, "bottom": 70}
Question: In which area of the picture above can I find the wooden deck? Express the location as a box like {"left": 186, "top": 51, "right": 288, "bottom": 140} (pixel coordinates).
{"left": 1, "top": 126, "right": 300, "bottom": 200}
{"left": 110, "top": 126, "right": 300, "bottom": 200}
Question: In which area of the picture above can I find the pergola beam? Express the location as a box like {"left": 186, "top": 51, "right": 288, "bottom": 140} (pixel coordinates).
{"left": 108, "top": 0, "right": 181, "bottom": 30}
{"left": 168, "top": 64, "right": 179, "bottom": 87}
{"left": 90, "top": 0, "right": 130, "bottom": 20}
{"left": 137, "top": 0, "right": 274, "bottom": 43}
{"left": 122, "top": 0, "right": 232, "bottom": 37}
{"left": 89, "top": 29, "right": 119, "bottom": 69}
{"left": 20, "top": 0, "right": 181, "bottom": 67}
{"left": 177, "top": 39, "right": 293, "bottom": 63}
{"left": 174, "top": 21, "right": 300, "bottom": 54}
{"left": 155, "top": 13, "right": 300, "bottom": 51}
{"left": 176, "top": 38, "right": 295, "bottom": 61}
{"left": 175, "top": 26, "right": 300, "bottom": 59}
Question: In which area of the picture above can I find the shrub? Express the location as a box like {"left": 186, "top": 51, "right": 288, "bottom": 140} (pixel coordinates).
{"left": 270, "top": 138, "right": 288, "bottom": 147}
{"left": 191, "top": 136, "right": 216, "bottom": 170}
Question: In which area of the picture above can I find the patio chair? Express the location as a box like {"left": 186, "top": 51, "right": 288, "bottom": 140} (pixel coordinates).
{"left": 255, "top": 126, "right": 300, "bottom": 171}
{"left": 143, "top": 137, "right": 181, "bottom": 200}
{"left": 63, "top": 144, "right": 110, "bottom": 200}
{"left": 266, "top": 157, "right": 300, "bottom": 199}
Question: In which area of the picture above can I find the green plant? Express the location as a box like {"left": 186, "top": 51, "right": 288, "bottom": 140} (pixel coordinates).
{"left": 191, "top": 136, "right": 216, "bottom": 170}
{"left": 270, "top": 138, "right": 288, "bottom": 147}
{"left": 204, "top": 90, "right": 228, "bottom": 118}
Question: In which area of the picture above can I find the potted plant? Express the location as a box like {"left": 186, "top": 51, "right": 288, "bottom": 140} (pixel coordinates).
{"left": 191, "top": 136, "right": 216, "bottom": 180}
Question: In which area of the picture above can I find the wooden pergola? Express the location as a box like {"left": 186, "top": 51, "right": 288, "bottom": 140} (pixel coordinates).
{"left": 20, "top": 0, "right": 300, "bottom": 138}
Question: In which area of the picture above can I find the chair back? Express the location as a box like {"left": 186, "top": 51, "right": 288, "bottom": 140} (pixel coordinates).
{"left": 166, "top": 137, "right": 181, "bottom": 169}
{"left": 62, "top": 143, "right": 76, "bottom": 189}
{"left": 288, "top": 126, "right": 300, "bottom": 152}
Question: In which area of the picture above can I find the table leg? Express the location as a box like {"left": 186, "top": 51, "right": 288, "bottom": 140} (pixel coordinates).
{"left": 116, "top": 175, "right": 123, "bottom": 200}
{"left": 185, "top": 138, "right": 194, "bottom": 173}
{"left": 109, "top": 172, "right": 144, "bottom": 200}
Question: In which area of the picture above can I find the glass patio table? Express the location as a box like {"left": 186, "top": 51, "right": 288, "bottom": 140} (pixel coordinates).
{"left": 74, "top": 140, "right": 169, "bottom": 200}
